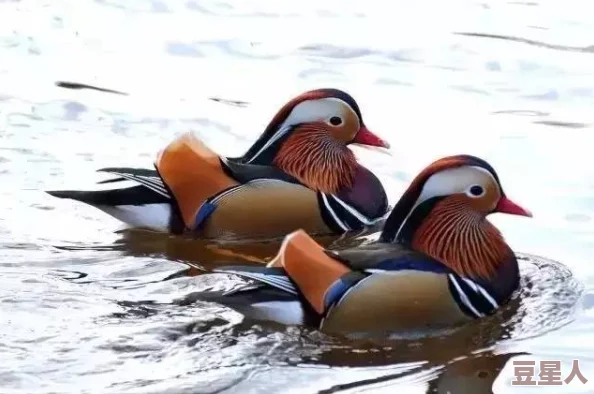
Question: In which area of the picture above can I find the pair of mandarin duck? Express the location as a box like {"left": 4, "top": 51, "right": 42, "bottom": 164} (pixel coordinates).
{"left": 48, "top": 88, "right": 532, "bottom": 334}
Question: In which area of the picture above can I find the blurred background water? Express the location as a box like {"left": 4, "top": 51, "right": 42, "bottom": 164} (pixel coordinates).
{"left": 1, "top": 0, "right": 594, "bottom": 393}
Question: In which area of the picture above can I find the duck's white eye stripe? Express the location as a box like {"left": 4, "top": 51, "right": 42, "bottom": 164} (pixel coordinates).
{"left": 416, "top": 166, "right": 497, "bottom": 205}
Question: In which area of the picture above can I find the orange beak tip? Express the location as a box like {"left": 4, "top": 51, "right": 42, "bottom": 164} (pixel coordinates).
{"left": 495, "top": 197, "right": 533, "bottom": 218}
{"left": 353, "top": 126, "right": 390, "bottom": 149}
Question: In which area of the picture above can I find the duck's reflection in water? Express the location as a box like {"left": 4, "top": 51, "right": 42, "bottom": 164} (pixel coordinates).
{"left": 96, "top": 226, "right": 379, "bottom": 270}
{"left": 426, "top": 351, "right": 526, "bottom": 394}
{"left": 314, "top": 352, "right": 525, "bottom": 394}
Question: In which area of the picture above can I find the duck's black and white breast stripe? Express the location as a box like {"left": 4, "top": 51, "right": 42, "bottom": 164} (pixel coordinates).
{"left": 318, "top": 166, "right": 389, "bottom": 233}
{"left": 319, "top": 193, "right": 386, "bottom": 232}
{"left": 447, "top": 274, "right": 500, "bottom": 318}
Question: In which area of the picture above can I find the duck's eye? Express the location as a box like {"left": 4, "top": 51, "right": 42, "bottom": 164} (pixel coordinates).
{"left": 328, "top": 116, "right": 343, "bottom": 126}
{"left": 468, "top": 185, "right": 485, "bottom": 197}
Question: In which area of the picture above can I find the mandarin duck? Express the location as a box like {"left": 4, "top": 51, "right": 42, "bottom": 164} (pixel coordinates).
{"left": 184, "top": 155, "right": 532, "bottom": 333}
{"left": 47, "top": 88, "right": 390, "bottom": 238}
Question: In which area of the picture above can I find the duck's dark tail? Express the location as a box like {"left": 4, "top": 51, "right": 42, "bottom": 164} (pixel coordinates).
{"left": 47, "top": 167, "right": 181, "bottom": 231}
{"left": 47, "top": 167, "right": 172, "bottom": 206}
{"left": 46, "top": 185, "right": 170, "bottom": 207}
{"left": 47, "top": 186, "right": 175, "bottom": 231}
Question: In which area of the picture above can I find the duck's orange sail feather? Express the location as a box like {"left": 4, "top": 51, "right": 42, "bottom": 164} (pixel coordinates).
{"left": 155, "top": 132, "right": 238, "bottom": 229}
{"left": 271, "top": 230, "right": 351, "bottom": 314}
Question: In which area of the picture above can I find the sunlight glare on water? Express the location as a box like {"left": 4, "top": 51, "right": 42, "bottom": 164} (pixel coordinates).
{"left": 1, "top": 0, "right": 594, "bottom": 393}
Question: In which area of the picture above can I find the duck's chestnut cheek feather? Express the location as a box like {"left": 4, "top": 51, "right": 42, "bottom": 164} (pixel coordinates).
{"left": 352, "top": 125, "right": 390, "bottom": 149}
{"left": 495, "top": 196, "right": 532, "bottom": 217}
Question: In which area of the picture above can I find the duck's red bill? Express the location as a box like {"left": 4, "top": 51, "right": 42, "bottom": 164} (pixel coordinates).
{"left": 353, "top": 126, "right": 390, "bottom": 149}
{"left": 495, "top": 196, "right": 532, "bottom": 217}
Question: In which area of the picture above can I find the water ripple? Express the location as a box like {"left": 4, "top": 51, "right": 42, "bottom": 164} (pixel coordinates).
{"left": 456, "top": 32, "right": 594, "bottom": 54}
